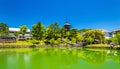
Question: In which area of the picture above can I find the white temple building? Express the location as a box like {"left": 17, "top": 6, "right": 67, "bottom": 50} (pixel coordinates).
{"left": 100, "top": 29, "right": 120, "bottom": 39}
{"left": 9, "top": 28, "right": 32, "bottom": 40}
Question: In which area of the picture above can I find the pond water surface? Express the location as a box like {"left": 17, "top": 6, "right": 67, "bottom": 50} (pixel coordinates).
{"left": 0, "top": 47, "right": 120, "bottom": 69}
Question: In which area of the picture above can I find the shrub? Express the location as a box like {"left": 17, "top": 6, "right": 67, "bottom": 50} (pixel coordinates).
{"left": 55, "top": 38, "right": 61, "bottom": 44}
{"left": 31, "top": 39, "right": 40, "bottom": 45}
{"left": 49, "top": 38, "right": 55, "bottom": 45}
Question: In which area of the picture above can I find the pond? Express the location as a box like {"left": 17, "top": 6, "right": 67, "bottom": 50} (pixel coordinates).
{"left": 0, "top": 47, "right": 120, "bottom": 69}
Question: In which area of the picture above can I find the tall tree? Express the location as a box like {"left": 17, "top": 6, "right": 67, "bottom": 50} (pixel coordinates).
{"left": 84, "top": 30, "right": 105, "bottom": 44}
{"left": 31, "top": 22, "right": 45, "bottom": 40}
{"left": 45, "top": 22, "right": 60, "bottom": 40}
{"left": 19, "top": 25, "right": 28, "bottom": 40}
{"left": 70, "top": 29, "right": 78, "bottom": 38}
{"left": 0, "top": 23, "right": 9, "bottom": 35}
{"left": 76, "top": 32, "right": 84, "bottom": 42}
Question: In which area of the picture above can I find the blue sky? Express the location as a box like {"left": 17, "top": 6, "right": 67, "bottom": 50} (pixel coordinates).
{"left": 0, "top": 0, "right": 120, "bottom": 31}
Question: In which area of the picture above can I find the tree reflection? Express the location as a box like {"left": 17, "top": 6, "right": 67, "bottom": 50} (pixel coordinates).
{"left": 82, "top": 49, "right": 120, "bottom": 66}
{"left": 0, "top": 48, "right": 120, "bottom": 69}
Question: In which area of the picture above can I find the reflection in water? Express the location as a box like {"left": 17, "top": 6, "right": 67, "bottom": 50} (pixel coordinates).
{"left": 0, "top": 48, "right": 120, "bottom": 69}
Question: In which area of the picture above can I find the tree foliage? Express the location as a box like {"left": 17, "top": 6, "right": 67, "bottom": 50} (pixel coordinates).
{"left": 0, "top": 23, "right": 9, "bottom": 35}
{"left": 31, "top": 22, "right": 45, "bottom": 40}
{"left": 45, "top": 22, "right": 60, "bottom": 40}
{"left": 49, "top": 38, "right": 55, "bottom": 45}
{"left": 84, "top": 37, "right": 94, "bottom": 44}
{"left": 70, "top": 29, "right": 78, "bottom": 38}
{"left": 0, "top": 21, "right": 108, "bottom": 45}
{"left": 79, "top": 29, "right": 92, "bottom": 33}
{"left": 76, "top": 32, "right": 83, "bottom": 42}
{"left": 14, "top": 32, "right": 19, "bottom": 37}
{"left": 110, "top": 32, "right": 120, "bottom": 44}
{"left": 84, "top": 30, "right": 105, "bottom": 44}
{"left": 19, "top": 25, "right": 28, "bottom": 36}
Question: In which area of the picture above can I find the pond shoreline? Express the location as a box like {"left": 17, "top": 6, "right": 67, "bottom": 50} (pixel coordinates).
{"left": 85, "top": 46, "right": 120, "bottom": 49}
{"left": 0, "top": 44, "right": 74, "bottom": 48}
{"left": 85, "top": 44, "right": 120, "bottom": 49}
{"left": 0, "top": 44, "right": 120, "bottom": 50}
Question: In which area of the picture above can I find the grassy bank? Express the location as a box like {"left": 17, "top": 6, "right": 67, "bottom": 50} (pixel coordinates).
{"left": 0, "top": 41, "right": 120, "bottom": 50}
{"left": 85, "top": 44, "right": 120, "bottom": 49}
{"left": 86, "top": 44, "right": 109, "bottom": 47}
{"left": 0, "top": 41, "right": 70, "bottom": 48}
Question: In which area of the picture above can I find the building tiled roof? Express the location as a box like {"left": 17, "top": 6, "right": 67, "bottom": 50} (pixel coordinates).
{"left": 64, "top": 23, "right": 71, "bottom": 26}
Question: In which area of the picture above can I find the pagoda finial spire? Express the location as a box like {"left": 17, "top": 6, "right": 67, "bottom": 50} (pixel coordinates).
{"left": 66, "top": 18, "right": 68, "bottom": 23}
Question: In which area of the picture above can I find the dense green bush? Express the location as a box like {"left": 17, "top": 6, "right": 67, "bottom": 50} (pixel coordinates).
{"left": 31, "top": 39, "right": 40, "bottom": 45}
{"left": 55, "top": 38, "right": 61, "bottom": 44}
{"left": 110, "top": 33, "right": 120, "bottom": 45}
{"left": 49, "top": 38, "right": 55, "bottom": 45}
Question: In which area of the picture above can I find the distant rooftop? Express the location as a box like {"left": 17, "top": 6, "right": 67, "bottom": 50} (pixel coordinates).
{"left": 113, "top": 29, "right": 120, "bottom": 32}
{"left": 64, "top": 23, "right": 71, "bottom": 26}
{"left": 9, "top": 28, "right": 30, "bottom": 32}
{"left": 64, "top": 18, "right": 71, "bottom": 26}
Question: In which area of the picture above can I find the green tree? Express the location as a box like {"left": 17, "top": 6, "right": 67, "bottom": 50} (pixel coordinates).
{"left": 84, "top": 30, "right": 105, "bottom": 44}
{"left": 31, "top": 22, "right": 45, "bottom": 40}
{"left": 60, "top": 27, "right": 66, "bottom": 39}
{"left": 70, "top": 29, "right": 78, "bottom": 38}
{"left": 66, "top": 31, "right": 70, "bottom": 38}
{"left": 71, "top": 37, "right": 76, "bottom": 43}
{"left": 76, "top": 32, "right": 83, "bottom": 42}
{"left": 19, "top": 25, "right": 28, "bottom": 40}
{"left": 111, "top": 32, "right": 120, "bottom": 44}
{"left": 45, "top": 22, "right": 60, "bottom": 40}
{"left": 14, "top": 32, "right": 19, "bottom": 38}
{"left": 85, "top": 37, "right": 94, "bottom": 44}
{"left": 69, "top": 29, "right": 83, "bottom": 43}
{"left": 0, "top": 23, "right": 9, "bottom": 35}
